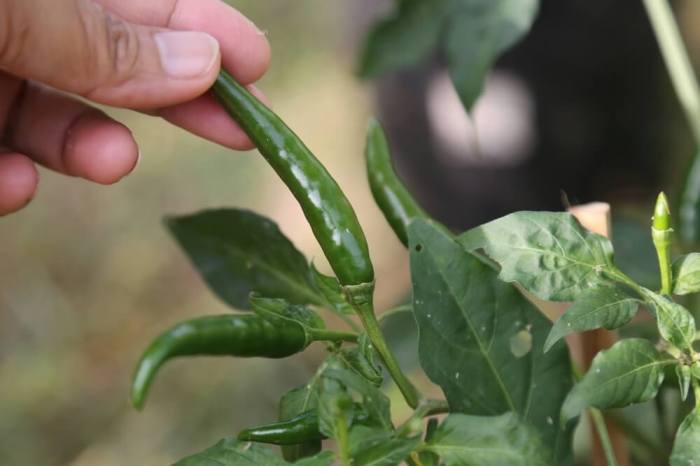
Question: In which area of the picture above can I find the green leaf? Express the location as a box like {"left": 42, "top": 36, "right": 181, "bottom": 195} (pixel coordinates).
{"left": 250, "top": 295, "right": 324, "bottom": 335}
{"left": 348, "top": 426, "right": 420, "bottom": 466}
{"left": 358, "top": 0, "right": 539, "bottom": 112}
{"left": 317, "top": 374, "right": 353, "bottom": 443}
{"left": 292, "top": 452, "right": 335, "bottom": 466}
{"left": 279, "top": 385, "right": 322, "bottom": 462}
{"left": 173, "top": 438, "right": 334, "bottom": 466}
{"left": 673, "top": 253, "right": 700, "bottom": 295}
{"left": 426, "top": 413, "right": 551, "bottom": 466}
{"left": 310, "top": 265, "right": 353, "bottom": 314}
{"left": 670, "top": 407, "right": 700, "bottom": 466}
{"left": 561, "top": 339, "right": 675, "bottom": 422}
{"left": 167, "top": 209, "right": 323, "bottom": 310}
{"left": 338, "top": 333, "right": 383, "bottom": 387}
{"left": 357, "top": 0, "right": 445, "bottom": 78}
{"left": 409, "top": 219, "right": 572, "bottom": 463}
{"left": 675, "top": 365, "right": 692, "bottom": 401}
{"left": 174, "top": 439, "right": 286, "bottom": 466}
{"left": 643, "top": 290, "right": 696, "bottom": 351}
{"left": 679, "top": 148, "right": 700, "bottom": 244}
{"left": 459, "top": 211, "right": 616, "bottom": 301}
{"left": 545, "top": 286, "right": 640, "bottom": 351}
{"left": 444, "top": 0, "right": 539, "bottom": 110}
{"left": 321, "top": 364, "right": 392, "bottom": 430}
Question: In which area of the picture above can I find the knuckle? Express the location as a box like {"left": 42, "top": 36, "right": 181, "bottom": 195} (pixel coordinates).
{"left": 0, "top": 2, "right": 30, "bottom": 67}
{"left": 76, "top": 2, "right": 140, "bottom": 95}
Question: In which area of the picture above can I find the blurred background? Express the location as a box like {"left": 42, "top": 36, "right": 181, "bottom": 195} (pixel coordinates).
{"left": 2, "top": 0, "right": 700, "bottom": 465}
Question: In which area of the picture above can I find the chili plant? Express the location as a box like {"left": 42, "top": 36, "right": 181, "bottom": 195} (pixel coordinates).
{"left": 128, "top": 67, "right": 700, "bottom": 465}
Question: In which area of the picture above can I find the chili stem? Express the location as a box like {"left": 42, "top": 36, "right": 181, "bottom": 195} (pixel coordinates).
{"left": 643, "top": 0, "right": 700, "bottom": 146}
{"left": 590, "top": 407, "right": 620, "bottom": 466}
{"left": 307, "top": 329, "right": 358, "bottom": 343}
{"left": 335, "top": 415, "right": 350, "bottom": 466}
{"left": 353, "top": 300, "right": 420, "bottom": 408}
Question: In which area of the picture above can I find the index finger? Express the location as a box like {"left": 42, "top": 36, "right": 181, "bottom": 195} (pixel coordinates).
{"left": 94, "top": 0, "right": 270, "bottom": 84}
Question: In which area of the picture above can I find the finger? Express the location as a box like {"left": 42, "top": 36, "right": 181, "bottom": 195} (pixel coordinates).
{"left": 158, "top": 85, "right": 269, "bottom": 150}
{"left": 0, "top": 0, "right": 221, "bottom": 109}
{"left": 158, "top": 94, "right": 254, "bottom": 150}
{"left": 94, "top": 0, "right": 271, "bottom": 84}
{"left": 6, "top": 84, "right": 139, "bottom": 184}
{"left": 0, "top": 151, "right": 38, "bottom": 216}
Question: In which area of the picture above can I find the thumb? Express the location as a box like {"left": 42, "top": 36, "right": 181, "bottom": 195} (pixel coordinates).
{"left": 0, "top": 0, "right": 221, "bottom": 109}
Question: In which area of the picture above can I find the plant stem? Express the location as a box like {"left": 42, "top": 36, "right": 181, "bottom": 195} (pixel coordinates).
{"left": 308, "top": 329, "right": 358, "bottom": 343}
{"left": 397, "top": 399, "right": 449, "bottom": 437}
{"left": 335, "top": 415, "right": 350, "bottom": 466}
{"left": 343, "top": 283, "right": 421, "bottom": 408}
{"left": 352, "top": 299, "right": 420, "bottom": 408}
{"left": 590, "top": 407, "right": 620, "bottom": 466}
{"left": 643, "top": 0, "right": 700, "bottom": 146}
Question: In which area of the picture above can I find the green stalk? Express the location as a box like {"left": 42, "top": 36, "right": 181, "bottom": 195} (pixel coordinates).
{"left": 652, "top": 192, "right": 673, "bottom": 295}
{"left": 643, "top": 0, "right": 700, "bottom": 146}
{"left": 344, "top": 284, "right": 420, "bottom": 408}
{"left": 335, "top": 414, "right": 350, "bottom": 466}
{"left": 354, "top": 300, "right": 420, "bottom": 408}
{"left": 590, "top": 408, "right": 620, "bottom": 466}
{"left": 307, "top": 329, "right": 358, "bottom": 344}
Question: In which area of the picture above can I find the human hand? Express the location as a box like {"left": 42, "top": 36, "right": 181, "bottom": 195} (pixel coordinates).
{"left": 0, "top": 0, "right": 270, "bottom": 215}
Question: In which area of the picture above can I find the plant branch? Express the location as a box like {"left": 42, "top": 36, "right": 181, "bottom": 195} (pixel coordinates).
{"left": 308, "top": 328, "right": 358, "bottom": 343}
{"left": 590, "top": 408, "right": 621, "bottom": 466}
{"left": 353, "top": 299, "right": 420, "bottom": 408}
{"left": 643, "top": 0, "right": 700, "bottom": 146}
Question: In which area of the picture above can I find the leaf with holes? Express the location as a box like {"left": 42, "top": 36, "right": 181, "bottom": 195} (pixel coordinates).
{"left": 459, "top": 211, "right": 617, "bottom": 301}
{"left": 409, "top": 219, "right": 572, "bottom": 464}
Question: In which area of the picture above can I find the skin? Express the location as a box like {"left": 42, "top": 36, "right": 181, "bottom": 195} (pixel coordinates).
{"left": 0, "top": 0, "right": 271, "bottom": 216}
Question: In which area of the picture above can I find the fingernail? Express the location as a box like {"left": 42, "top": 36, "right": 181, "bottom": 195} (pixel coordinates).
{"left": 155, "top": 31, "right": 219, "bottom": 78}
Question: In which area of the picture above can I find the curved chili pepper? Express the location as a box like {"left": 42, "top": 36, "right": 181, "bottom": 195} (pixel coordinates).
{"left": 131, "top": 314, "right": 308, "bottom": 410}
{"left": 212, "top": 71, "right": 374, "bottom": 289}
{"left": 238, "top": 411, "right": 324, "bottom": 445}
{"left": 365, "top": 118, "right": 427, "bottom": 247}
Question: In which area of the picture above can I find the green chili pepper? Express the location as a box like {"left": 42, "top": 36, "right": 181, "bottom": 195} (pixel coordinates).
{"left": 365, "top": 118, "right": 428, "bottom": 247}
{"left": 238, "top": 411, "right": 324, "bottom": 445}
{"left": 212, "top": 71, "right": 374, "bottom": 290}
{"left": 652, "top": 192, "right": 673, "bottom": 295}
{"left": 131, "top": 314, "right": 308, "bottom": 410}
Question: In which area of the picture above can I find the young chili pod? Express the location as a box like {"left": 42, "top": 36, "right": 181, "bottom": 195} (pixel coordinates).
{"left": 237, "top": 411, "right": 324, "bottom": 445}
{"left": 131, "top": 314, "right": 308, "bottom": 410}
{"left": 365, "top": 117, "right": 428, "bottom": 247}
{"left": 212, "top": 71, "right": 374, "bottom": 289}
